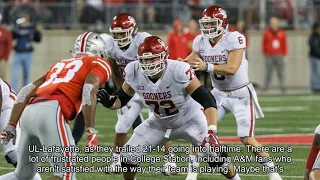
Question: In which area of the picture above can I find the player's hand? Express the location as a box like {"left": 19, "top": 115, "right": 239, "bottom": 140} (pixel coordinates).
{"left": 190, "top": 55, "right": 206, "bottom": 71}
{"left": 97, "top": 88, "right": 117, "bottom": 108}
{"left": 0, "top": 122, "right": 17, "bottom": 145}
{"left": 86, "top": 127, "right": 98, "bottom": 150}
{"left": 201, "top": 125, "right": 220, "bottom": 156}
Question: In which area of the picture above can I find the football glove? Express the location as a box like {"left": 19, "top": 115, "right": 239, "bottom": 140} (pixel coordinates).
{"left": 0, "top": 122, "right": 16, "bottom": 145}
{"left": 97, "top": 88, "right": 117, "bottom": 108}
{"left": 201, "top": 125, "right": 220, "bottom": 157}
{"left": 86, "top": 127, "right": 98, "bottom": 149}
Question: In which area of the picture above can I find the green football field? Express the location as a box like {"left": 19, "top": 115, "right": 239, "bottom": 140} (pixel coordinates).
{"left": 0, "top": 93, "right": 319, "bottom": 180}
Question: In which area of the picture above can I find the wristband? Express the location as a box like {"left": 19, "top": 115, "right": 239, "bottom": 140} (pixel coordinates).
{"left": 86, "top": 127, "right": 98, "bottom": 135}
{"left": 208, "top": 124, "right": 217, "bottom": 134}
{"left": 206, "top": 63, "right": 214, "bottom": 73}
{"left": 8, "top": 122, "right": 17, "bottom": 128}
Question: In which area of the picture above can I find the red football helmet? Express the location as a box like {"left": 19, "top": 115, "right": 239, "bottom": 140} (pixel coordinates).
{"left": 199, "top": 6, "right": 228, "bottom": 39}
{"left": 137, "top": 36, "right": 168, "bottom": 77}
{"left": 109, "top": 13, "right": 138, "bottom": 48}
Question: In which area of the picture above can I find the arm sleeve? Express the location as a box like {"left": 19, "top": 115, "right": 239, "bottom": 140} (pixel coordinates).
{"left": 262, "top": 30, "right": 267, "bottom": 55}
{"left": 33, "top": 29, "right": 42, "bottom": 42}
{"left": 226, "top": 31, "right": 246, "bottom": 51}
{"left": 173, "top": 62, "right": 196, "bottom": 88}
{"left": 310, "top": 36, "right": 320, "bottom": 57}
{"left": 192, "top": 35, "right": 202, "bottom": 53}
{"left": 90, "top": 57, "right": 112, "bottom": 86}
{"left": 282, "top": 30, "right": 287, "bottom": 56}
{"left": 4, "top": 31, "right": 13, "bottom": 60}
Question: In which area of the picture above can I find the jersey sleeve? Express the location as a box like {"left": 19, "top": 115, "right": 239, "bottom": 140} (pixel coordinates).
{"left": 89, "top": 57, "right": 112, "bottom": 86}
{"left": 99, "top": 33, "right": 114, "bottom": 55}
{"left": 173, "top": 62, "right": 196, "bottom": 88}
{"left": 123, "top": 61, "right": 138, "bottom": 86}
{"left": 192, "top": 35, "right": 202, "bottom": 53}
{"left": 226, "top": 31, "right": 246, "bottom": 51}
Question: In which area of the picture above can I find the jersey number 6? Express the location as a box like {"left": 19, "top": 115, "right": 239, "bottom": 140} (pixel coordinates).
{"left": 40, "top": 60, "right": 83, "bottom": 88}
{"left": 145, "top": 100, "right": 179, "bottom": 116}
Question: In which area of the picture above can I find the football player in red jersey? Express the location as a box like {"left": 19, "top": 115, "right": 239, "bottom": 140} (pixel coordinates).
{"left": 0, "top": 32, "right": 111, "bottom": 180}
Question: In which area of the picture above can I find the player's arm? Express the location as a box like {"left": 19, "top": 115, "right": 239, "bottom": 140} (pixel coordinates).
{"left": 109, "top": 57, "right": 124, "bottom": 89}
{"left": 185, "top": 77, "right": 217, "bottom": 129}
{"left": 1, "top": 76, "right": 46, "bottom": 145}
{"left": 191, "top": 49, "right": 244, "bottom": 75}
{"left": 82, "top": 73, "right": 101, "bottom": 129}
{"left": 8, "top": 76, "right": 46, "bottom": 125}
{"left": 184, "top": 50, "right": 199, "bottom": 63}
{"left": 98, "top": 81, "right": 135, "bottom": 110}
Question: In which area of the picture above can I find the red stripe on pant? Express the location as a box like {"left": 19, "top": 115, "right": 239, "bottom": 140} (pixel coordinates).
{"left": 57, "top": 107, "right": 71, "bottom": 180}
{"left": 247, "top": 87, "right": 254, "bottom": 137}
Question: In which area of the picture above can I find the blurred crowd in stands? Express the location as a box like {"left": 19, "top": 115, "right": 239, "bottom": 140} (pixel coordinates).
{"left": 0, "top": 0, "right": 319, "bottom": 30}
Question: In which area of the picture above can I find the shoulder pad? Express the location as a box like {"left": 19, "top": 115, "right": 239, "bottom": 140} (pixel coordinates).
{"left": 172, "top": 61, "right": 195, "bottom": 86}
{"left": 225, "top": 31, "right": 246, "bottom": 51}
{"left": 99, "top": 33, "right": 114, "bottom": 53}
{"left": 192, "top": 35, "right": 203, "bottom": 53}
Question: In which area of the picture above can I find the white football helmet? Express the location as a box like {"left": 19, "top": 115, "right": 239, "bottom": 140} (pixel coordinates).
{"left": 73, "top": 32, "right": 107, "bottom": 58}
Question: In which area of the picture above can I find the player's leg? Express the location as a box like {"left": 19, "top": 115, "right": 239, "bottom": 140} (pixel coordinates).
{"left": 264, "top": 55, "right": 274, "bottom": 92}
{"left": 162, "top": 140, "right": 178, "bottom": 176}
{"left": 309, "top": 149, "right": 320, "bottom": 180}
{"left": 121, "top": 116, "right": 166, "bottom": 180}
{"left": 131, "top": 113, "right": 143, "bottom": 130}
{"left": 112, "top": 94, "right": 144, "bottom": 171}
{"left": 228, "top": 85, "right": 281, "bottom": 180}
{"left": 72, "top": 112, "right": 85, "bottom": 145}
{"left": 177, "top": 107, "right": 240, "bottom": 180}
{"left": 274, "top": 55, "right": 286, "bottom": 92}
{"left": 0, "top": 104, "right": 43, "bottom": 180}
{"left": 304, "top": 125, "right": 320, "bottom": 180}
{"left": 36, "top": 101, "right": 77, "bottom": 180}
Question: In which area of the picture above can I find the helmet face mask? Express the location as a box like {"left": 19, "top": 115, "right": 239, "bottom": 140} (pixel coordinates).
{"left": 138, "top": 51, "right": 166, "bottom": 77}
{"left": 109, "top": 26, "right": 134, "bottom": 48}
{"left": 109, "top": 13, "right": 137, "bottom": 48}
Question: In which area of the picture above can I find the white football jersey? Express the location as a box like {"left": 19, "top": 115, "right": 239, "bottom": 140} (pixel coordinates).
{"left": 124, "top": 60, "right": 200, "bottom": 127}
{"left": 0, "top": 78, "right": 16, "bottom": 113}
{"left": 193, "top": 31, "right": 249, "bottom": 90}
{"left": 100, "top": 32, "right": 151, "bottom": 73}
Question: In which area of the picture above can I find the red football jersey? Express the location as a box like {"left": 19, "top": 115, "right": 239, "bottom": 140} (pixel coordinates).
{"left": 36, "top": 56, "right": 111, "bottom": 120}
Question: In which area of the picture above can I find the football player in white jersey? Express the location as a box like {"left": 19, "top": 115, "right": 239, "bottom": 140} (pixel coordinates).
{"left": 99, "top": 13, "right": 177, "bottom": 174}
{"left": 0, "top": 78, "right": 42, "bottom": 180}
{"left": 305, "top": 125, "right": 320, "bottom": 180}
{"left": 98, "top": 35, "right": 241, "bottom": 180}
{"left": 0, "top": 79, "right": 18, "bottom": 167}
{"left": 183, "top": 5, "right": 282, "bottom": 180}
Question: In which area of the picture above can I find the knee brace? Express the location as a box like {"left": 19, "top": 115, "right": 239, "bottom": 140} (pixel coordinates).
{"left": 115, "top": 121, "right": 131, "bottom": 134}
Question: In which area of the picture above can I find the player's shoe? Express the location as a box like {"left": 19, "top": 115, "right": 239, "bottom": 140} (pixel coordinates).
{"left": 163, "top": 162, "right": 178, "bottom": 176}
{"left": 268, "top": 173, "right": 282, "bottom": 180}
{"left": 185, "top": 162, "right": 198, "bottom": 180}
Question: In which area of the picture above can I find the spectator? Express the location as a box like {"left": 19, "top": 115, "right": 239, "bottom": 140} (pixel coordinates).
{"left": 0, "top": 13, "right": 13, "bottom": 81}
{"left": 184, "top": 19, "right": 200, "bottom": 54}
{"left": 80, "top": 0, "right": 105, "bottom": 31}
{"left": 309, "top": 22, "right": 320, "bottom": 93}
{"left": 166, "top": 19, "right": 189, "bottom": 59}
{"left": 262, "top": 17, "right": 287, "bottom": 93}
{"left": 11, "top": 13, "right": 42, "bottom": 92}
